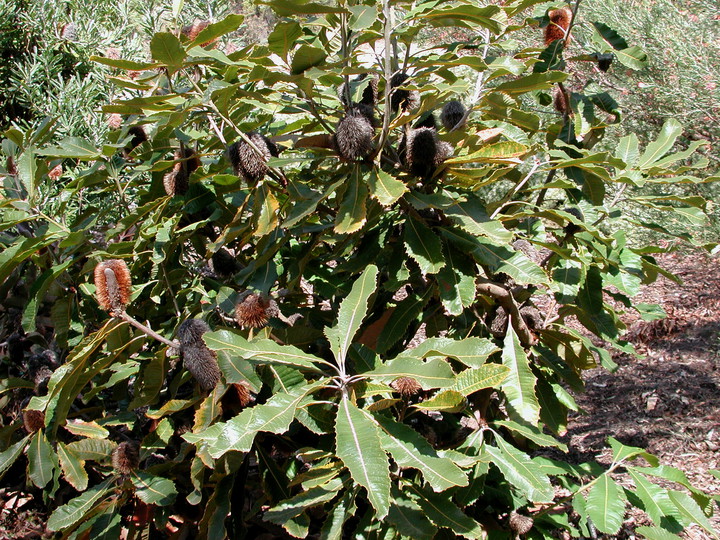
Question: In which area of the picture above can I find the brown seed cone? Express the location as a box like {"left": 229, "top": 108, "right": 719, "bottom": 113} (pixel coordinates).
{"left": 112, "top": 441, "right": 140, "bottom": 475}
{"left": 211, "top": 248, "right": 239, "bottom": 277}
{"left": 441, "top": 100, "right": 467, "bottom": 130}
{"left": 234, "top": 382, "right": 253, "bottom": 407}
{"left": 123, "top": 125, "right": 147, "bottom": 156}
{"left": 333, "top": 107, "right": 375, "bottom": 161}
{"left": 405, "top": 127, "right": 453, "bottom": 178}
{"left": 553, "top": 87, "right": 569, "bottom": 114}
{"left": 94, "top": 259, "right": 132, "bottom": 313}
{"left": 163, "top": 169, "right": 188, "bottom": 196}
{"left": 235, "top": 293, "right": 279, "bottom": 329}
{"left": 545, "top": 7, "right": 572, "bottom": 46}
{"left": 227, "top": 133, "right": 277, "bottom": 185}
{"left": 182, "top": 342, "right": 221, "bottom": 390}
{"left": 390, "top": 72, "right": 421, "bottom": 113}
{"left": 180, "top": 20, "right": 217, "bottom": 48}
{"left": 23, "top": 410, "right": 45, "bottom": 433}
{"left": 509, "top": 511, "right": 534, "bottom": 535}
{"left": 391, "top": 377, "right": 422, "bottom": 396}
{"left": 6, "top": 156, "right": 18, "bottom": 176}
{"left": 414, "top": 112, "right": 437, "bottom": 130}
{"left": 176, "top": 319, "right": 211, "bottom": 346}
{"left": 519, "top": 305, "right": 544, "bottom": 331}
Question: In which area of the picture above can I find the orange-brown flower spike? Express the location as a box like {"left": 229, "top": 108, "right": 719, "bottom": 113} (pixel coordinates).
{"left": 23, "top": 409, "right": 45, "bottom": 433}
{"left": 545, "top": 7, "right": 573, "bottom": 46}
{"left": 391, "top": 377, "right": 422, "bottom": 397}
{"left": 94, "top": 260, "right": 132, "bottom": 314}
{"left": 235, "top": 293, "right": 279, "bottom": 329}
{"left": 112, "top": 441, "right": 140, "bottom": 475}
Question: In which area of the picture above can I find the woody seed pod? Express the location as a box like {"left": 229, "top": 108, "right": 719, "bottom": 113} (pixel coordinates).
{"left": 441, "top": 100, "right": 467, "bottom": 130}
{"left": 94, "top": 259, "right": 132, "bottom": 314}
{"left": 405, "top": 127, "right": 453, "bottom": 178}
{"left": 333, "top": 106, "right": 375, "bottom": 160}
{"left": 177, "top": 319, "right": 221, "bottom": 390}
{"left": 227, "top": 133, "right": 278, "bottom": 185}
{"left": 509, "top": 511, "right": 534, "bottom": 535}
{"left": 23, "top": 410, "right": 45, "bottom": 433}
{"left": 391, "top": 377, "right": 422, "bottom": 396}
{"left": 164, "top": 147, "right": 200, "bottom": 196}
{"left": 235, "top": 293, "right": 279, "bottom": 329}
{"left": 544, "top": 7, "right": 572, "bottom": 46}
{"left": 390, "top": 72, "right": 421, "bottom": 113}
{"left": 112, "top": 441, "right": 140, "bottom": 475}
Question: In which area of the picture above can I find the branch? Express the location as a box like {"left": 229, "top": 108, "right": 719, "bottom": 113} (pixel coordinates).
{"left": 476, "top": 280, "right": 536, "bottom": 346}
{"left": 117, "top": 311, "right": 179, "bottom": 349}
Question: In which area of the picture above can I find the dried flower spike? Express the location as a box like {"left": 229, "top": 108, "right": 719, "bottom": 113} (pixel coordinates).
{"left": 405, "top": 127, "right": 453, "bottom": 178}
{"left": 227, "top": 133, "right": 279, "bottom": 185}
{"left": 509, "top": 511, "right": 534, "bottom": 535}
{"left": 94, "top": 259, "right": 132, "bottom": 314}
{"left": 544, "top": 7, "right": 573, "bottom": 46}
{"left": 333, "top": 106, "right": 375, "bottom": 161}
{"left": 390, "top": 72, "right": 421, "bottom": 113}
{"left": 391, "top": 377, "right": 422, "bottom": 396}
{"left": 441, "top": 100, "right": 467, "bottom": 130}
{"left": 235, "top": 293, "right": 279, "bottom": 329}
{"left": 112, "top": 441, "right": 140, "bottom": 475}
{"left": 177, "top": 319, "right": 221, "bottom": 390}
{"left": 23, "top": 409, "right": 45, "bottom": 433}
{"left": 123, "top": 125, "right": 148, "bottom": 157}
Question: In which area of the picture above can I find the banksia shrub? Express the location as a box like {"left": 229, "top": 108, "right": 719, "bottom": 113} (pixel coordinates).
{"left": 391, "top": 377, "right": 422, "bottom": 396}
{"left": 545, "top": 7, "right": 572, "bottom": 45}
{"left": 333, "top": 106, "right": 375, "bottom": 160}
{"left": 441, "top": 100, "right": 466, "bottom": 130}
{"left": 235, "top": 293, "right": 279, "bottom": 329}
{"left": 390, "top": 72, "right": 421, "bottom": 113}
{"left": 112, "top": 441, "right": 140, "bottom": 476}
{"left": 404, "top": 127, "right": 453, "bottom": 178}
{"left": 227, "top": 133, "right": 278, "bottom": 185}
{"left": 177, "top": 319, "right": 221, "bottom": 390}
{"left": 94, "top": 259, "right": 132, "bottom": 314}
{"left": 22, "top": 409, "right": 45, "bottom": 433}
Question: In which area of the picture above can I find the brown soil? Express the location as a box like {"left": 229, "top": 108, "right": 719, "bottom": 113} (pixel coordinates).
{"left": 564, "top": 250, "right": 720, "bottom": 538}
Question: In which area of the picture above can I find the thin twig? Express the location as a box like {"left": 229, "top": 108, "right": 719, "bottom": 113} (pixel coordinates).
{"left": 117, "top": 311, "right": 179, "bottom": 349}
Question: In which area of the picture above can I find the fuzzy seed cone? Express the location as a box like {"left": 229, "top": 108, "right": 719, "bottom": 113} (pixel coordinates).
{"left": 180, "top": 20, "right": 217, "bottom": 48}
{"left": 124, "top": 125, "right": 147, "bottom": 156}
{"left": 333, "top": 107, "right": 375, "bottom": 160}
{"left": 182, "top": 342, "right": 221, "bottom": 390}
{"left": 414, "top": 112, "right": 437, "bottom": 130}
{"left": 553, "top": 87, "right": 568, "bottom": 114}
{"left": 23, "top": 410, "right": 45, "bottom": 433}
{"left": 390, "top": 72, "right": 421, "bottom": 113}
{"left": 107, "top": 113, "right": 123, "bottom": 130}
{"left": 176, "top": 319, "right": 211, "bottom": 346}
{"left": 405, "top": 127, "right": 453, "bottom": 178}
{"left": 227, "top": 133, "right": 277, "bottom": 185}
{"left": 234, "top": 382, "right": 253, "bottom": 407}
{"left": 391, "top": 377, "right": 422, "bottom": 396}
{"left": 175, "top": 147, "right": 200, "bottom": 175}
{"left": 94, "top": 259, "right": 132, "bottom": 313}
{"left": 48, "top": 164, "right": 63, "bottom": 180}
{"left": 235, "top": 293, "right": 279, "bottom": 329}
{"left": 112, "top": 441, "right": 140, "bottom": 475}
{"left": 545, "top": 7, "right": 572, "bottom": 46}
{"left": 563, "top": 206, "right": 584, "bottom": 234}
{"left": 441, "top": 100, "right": 467, "bottom": 130}
{"left": 163, "top": 169, "right": 188, "bottom": 196}
{"left": 6, "top": 156, "right": 18, "bottom": 176}
{"left": 509, "top": 511, "right": 534, "bottom": 535}
{"left": 211, "top": 248, "right": 239, "bottom": 277}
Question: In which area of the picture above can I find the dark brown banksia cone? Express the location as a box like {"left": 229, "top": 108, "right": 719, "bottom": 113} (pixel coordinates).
{"left": 235, "top": 293, "right": 279, "bottom": 329}
{"left": 509, "top": 510, "right": 534, "bottom": 535}
{"left": 177, "top": 319, "right": 221, "bottom": 390}
{"left": 163, "top": 147, "right": 200, "bottom": 196}
{"left": 112, "top": 441, "right": 140, "bottom": 475}
{"left": 227, "top": 133, "right": 279, "bottom": 185}
{"left": 441, "top": 100, "right": 467, "bottom": 130}
{"left": 405, "top": 127, "right": 453, "bottom": 178}
{"left": 390, "top": 72, "right": 421, "bottom": 113}
{"left": 23, "top": 409, "right": 45, "bottom": 433}
{"left": 545, "top": 7, "right": 572, "bottom": 46}
{"left": 123, "top": 125, "right": 148, "bottom": 157}
{"left": 333, "top": 106, "right": 375, "bottom": 160}
{"left": 94, "top": 259, "right": 132, "bottom": 314}
{"left": 391, "top": 377, "right": 422, "bottom": 396}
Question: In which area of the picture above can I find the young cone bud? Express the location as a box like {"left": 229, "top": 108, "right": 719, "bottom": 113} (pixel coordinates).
{"left": 234, "top": 382, "right": 253, "bottom": 407}
{"left": 23, "top": 410, "right": 45, "bottom": 433}
{"left": 390, "top": 72, "right": 421, "bottom": 113}
{"left": 227, "top": 133, "right": 278, "bottom": 185}
{"left": 441, "top": 100, "right": 467, "bottom": 130}
{"left": 333, "top": 106, "right": 375, "bottom": 160}
{"left": 177, "top": 319, "right": 221, "bottom": 390}
{"left": 163, "top": 169, "right": 188, "bottom": 197}
{"left": 405, "top": 127, "right": 453, "bottom": 178}
{"left": 112, "top": 441, "right": 140, "bottom": 475}
{"left": 391, "top": 377, "right": 422, "bottom": 396}
{"left": 94, "top": 259, "right": 132, "bottom": 313}
{"left": 235, "top": 293, "right": 279, "bottom": 329}
{"left": 545, "top": 7, "right": 572, "bottom": 46}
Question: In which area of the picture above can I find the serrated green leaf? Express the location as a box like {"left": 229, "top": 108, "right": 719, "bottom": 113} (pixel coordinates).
{"left": 367, "top": 169, "right": 407, "bottom": 207}
{"left": 406, "top": 484, "right": 486, "bottom": 539}
{"left": 635, "top": 527, "right": 683, "bottom": 540}
{"left": 486, "top": 436, "right": 554, "bottom": 502}
{"left": 365, "top": 357, "right": 455, "bottom": 390}
{"left": 291, "top": 45, "right": 327, "bottom": 75}
{"left": 400, "top": 337, "right": 500, "bottom": 369}
{"left": 65, "top": 438, "right": 116, "bottom": 462}
{"left": 404, "top": 217, "right": 445, "bottom": 275}
{"left": 437, "top": 245, "right": 477, "bottom": 316}
{"left": 585, "top": 474, "right": 627, "bottom": 535}
{"left": 416, "top": 4, "right": 502, "bottom": 33}
{"left": 27, "top": 430, "right": 56, "bottom": 488}
{"left": 375, "top": 286, "right": 432, "bottom": 354}
{"left": 187, "top": 14, "right": 244, "bottom": 47}
{"left": 386, "top": 490, "right": 437, "bottom": 540}
{"left": 493, "top": 420, "right": 568, "bottom": 452}
{"left": 551, "top": 258, "right": 584, "bottom": 303}
{"left": 0, "top": 435, "right": 30, "bottom": 481}
{"left": 38, "top": 137, "right": 100, "bottom": 159}
{"left": 609, "top": 437, "right": 659, "bottom": 466}
{"left": 495, "top": 72, "right": 567, "bottom": 94}
{"left": 47, "top": 478, "right": 114, "bottom": 531}
{"left": 501, "top": 326, "right": 540, "bottom": 424}
{"left": 638, "top": 119, "right": 683, "bottom": 169}
{"left": 413, "top": 390, "right": 466, "bottom": 412}
{"left": 63, "top": 420, "right": 110, "bottom": 439}
{"left": 627, "top": 468, "right": 677, "bottom": 526}
{"left": 150, "top": 32, "right": 186, "bottom": 73}
{"left": 131, "top": 471, "right": 177, "bottom": 506}
{"left": 265, "top": 478, "right": 344, "bottom": 524}
{"left": 325, "top": 264, "right": 378, "bottom": 366}
{"left": 268, "top": 0, "right": 348, "bottom": 16}
{"left": 453, "top": 364, "right": 510, "bottom": 396}
{"left": 667, "top": 490, "right": 718, "bottom": 538}
{"left": 444, "top": 201, "right": 512, "bottom": 243}
{"left": 268, "top": 21, "right": 303, "bottom": 57}
{"left": 446, "top": 141, "right": 528, "bottom": 165}
{"left": 376, "top": 415, "right": 467, "bottom": 492}
{"left": 320, "top": 489, "right": 356, "bottom": 540}
{"left": 335, "top": 397, "right": 390, "bottom": 518}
